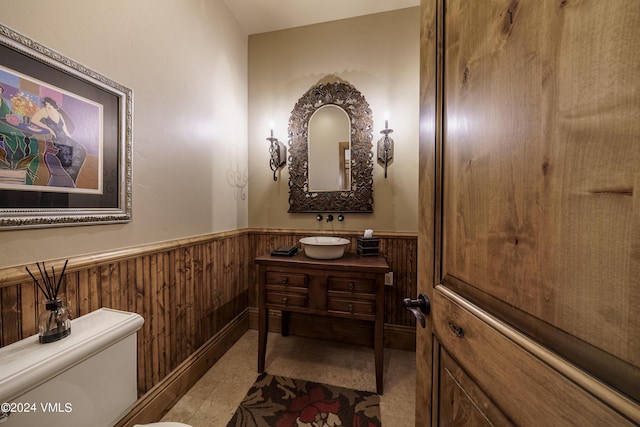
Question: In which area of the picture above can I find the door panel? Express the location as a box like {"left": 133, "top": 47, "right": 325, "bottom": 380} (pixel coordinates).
{"left": 439, "top": 347, "right": 512, "bottom": 426}
{"left": 433, "top": 287, "right": 632, "bottom": 425}
{"left": 441, "top": 1, "right": 640, "bottom": 392}
{"left": 441, "top": 0, "right": 639, "bottom": 400}
{"left": 417, "top": 0, "right": 640, "bottom": 425}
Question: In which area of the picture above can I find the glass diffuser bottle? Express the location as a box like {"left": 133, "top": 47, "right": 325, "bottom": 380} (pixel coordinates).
{"left": 27, "top": 260, "right": 72, "bottom": 344}
{"left": 38, "top": 298, "right": 72, "bottom": 343}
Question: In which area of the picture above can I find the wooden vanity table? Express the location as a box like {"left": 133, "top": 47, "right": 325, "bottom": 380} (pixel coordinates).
{"left": 255, "top": 251, "right": 390, "bottom": 394}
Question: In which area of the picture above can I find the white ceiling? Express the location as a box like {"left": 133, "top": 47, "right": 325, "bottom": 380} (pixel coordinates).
{"left": 223, "top": 0, "right": 420, "bottom": 35}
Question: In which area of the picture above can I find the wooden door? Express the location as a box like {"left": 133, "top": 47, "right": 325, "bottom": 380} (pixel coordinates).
{"left": 417, "top": 0, "right": 640, "bottom": 425}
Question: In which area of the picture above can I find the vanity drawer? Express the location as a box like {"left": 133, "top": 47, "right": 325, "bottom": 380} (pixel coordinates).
{"left": 266, "top": 291, "right": 308, "bottom": 309}
{"left": 328, "top": 277, "right": 376, "bottom": 294}
{"left": 266, "top": 271, "right": 307, "bottom": 289}
{"left": 327, "top": 297, "right": 375, "bottom": 317}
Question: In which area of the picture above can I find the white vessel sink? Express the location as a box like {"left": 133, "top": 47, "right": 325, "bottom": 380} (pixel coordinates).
{"left": 300, "top": 236, "right": 350, "bottom": 259}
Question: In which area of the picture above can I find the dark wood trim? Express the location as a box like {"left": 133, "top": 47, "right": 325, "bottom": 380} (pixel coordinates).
{"left": 0, "top": 229, "right": 250, "bottom": 289}
{"left": 384, "top": 322, "right": 417, "bottom": 351}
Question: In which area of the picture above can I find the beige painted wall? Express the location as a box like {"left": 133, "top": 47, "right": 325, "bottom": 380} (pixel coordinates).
{"left": 0, "top": 4, "right": 419, "bottom": 268}
{"left": 248, "top": 7, "right": 420, "bottom": 234}
{"left": 0, "top": 0, "right": 248, "bottom": 267}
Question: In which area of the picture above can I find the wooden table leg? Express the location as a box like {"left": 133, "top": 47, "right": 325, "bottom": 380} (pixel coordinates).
{"left": 375, "top": 316, "right": 384, "bottom": 394}
{"left": 281, "top": 310, "right": 290, "bottom": 336}
{"left": 258, "top": 306, "right": 268, "bottom": 372}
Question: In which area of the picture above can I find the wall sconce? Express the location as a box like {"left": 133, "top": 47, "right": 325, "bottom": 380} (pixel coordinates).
{"left": 267, "top": 129, "right": 286, "bottom": 181}
{"left": 377, "top": 119, "right": 394, "bottom": 178}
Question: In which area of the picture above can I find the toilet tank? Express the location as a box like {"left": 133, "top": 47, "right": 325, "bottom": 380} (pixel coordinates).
{"left": 0, "top": 308, "right": 144, "bottom": 427}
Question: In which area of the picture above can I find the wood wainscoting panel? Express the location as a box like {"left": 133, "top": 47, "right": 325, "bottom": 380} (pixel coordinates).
{"left": 0, "top": 230, "right": 250, "bottom": 398}
{"left": 0, "top": 228, "right": 417, "bottom": 419}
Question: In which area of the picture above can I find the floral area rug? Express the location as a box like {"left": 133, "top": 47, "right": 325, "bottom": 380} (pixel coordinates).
{"left": 226, "top": 372, "right": 381, "bottom": 427}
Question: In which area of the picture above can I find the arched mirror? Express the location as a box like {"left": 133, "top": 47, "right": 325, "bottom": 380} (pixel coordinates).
{"left": 288, "top": 81, "right": 373, "bottom": 213}
{"left": 308, "top": 104, "right": 351, "bottom": 192}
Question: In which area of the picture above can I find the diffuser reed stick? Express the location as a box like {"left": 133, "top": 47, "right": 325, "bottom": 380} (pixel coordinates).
{"left": 26, "top": 260, "right": 68, "bottom": 302}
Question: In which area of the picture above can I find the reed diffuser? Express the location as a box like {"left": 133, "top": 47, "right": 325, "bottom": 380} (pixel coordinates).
{"left": 26, "top": 260, "right": 72, "bottom": 344}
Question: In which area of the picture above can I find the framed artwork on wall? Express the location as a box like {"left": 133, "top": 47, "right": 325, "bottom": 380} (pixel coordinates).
{"left": 0, "top": 23, "right": 132, "bottom": 229}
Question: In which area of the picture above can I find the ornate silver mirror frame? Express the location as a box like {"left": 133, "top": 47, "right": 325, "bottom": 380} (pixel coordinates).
{"left": 288, "top": 81, "right": 373, "bottom": 213}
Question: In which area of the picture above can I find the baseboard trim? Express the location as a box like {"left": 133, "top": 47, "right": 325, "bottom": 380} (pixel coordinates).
{"left": 115, "top": 307, "right": 413, "bottom": 427}
{"left": 116, "top": 309, "right": 250, "bottom": 426}
{"left": 247, "top": 308, "right": 415, "bottom": 352}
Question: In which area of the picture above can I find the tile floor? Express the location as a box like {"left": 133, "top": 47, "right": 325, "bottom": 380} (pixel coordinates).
{"left": 161, "top": 329, "right": 416, "bottom": 426}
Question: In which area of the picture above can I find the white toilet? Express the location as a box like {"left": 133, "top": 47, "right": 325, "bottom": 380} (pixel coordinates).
{"left": 0, "top": 308, "right": 191, "bottom": 427}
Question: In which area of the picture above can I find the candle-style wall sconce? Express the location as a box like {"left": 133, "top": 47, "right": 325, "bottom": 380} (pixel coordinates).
{"left": 267, "top": 129, "right": 287, "bottom": 181}
{"left": 377, "top": 119, "right": 394, "bottom": 178}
